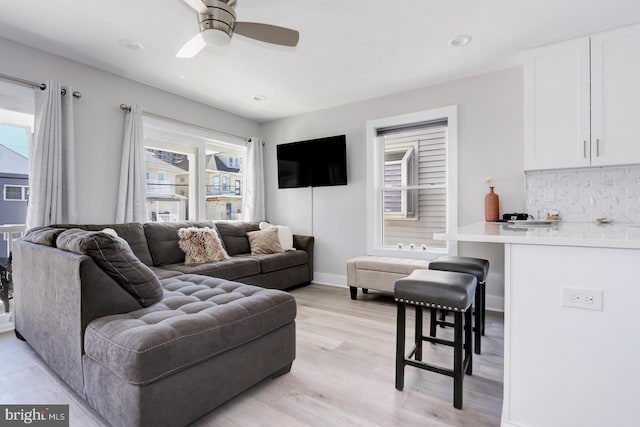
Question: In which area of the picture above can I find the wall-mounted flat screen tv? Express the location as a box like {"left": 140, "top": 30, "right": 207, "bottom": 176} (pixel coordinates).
{"left": 277, "top": 135, "right": 347, "bottom": 188}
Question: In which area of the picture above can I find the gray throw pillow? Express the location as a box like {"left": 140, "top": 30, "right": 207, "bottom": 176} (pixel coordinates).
{"left": 23, "top": 227, "right": 65, "bottom": 247}
{"left": 56, "top": 229, "right": 163, "bottom": 307}
{"left": 246, "top": 228, "right": 285, "bottom": 255}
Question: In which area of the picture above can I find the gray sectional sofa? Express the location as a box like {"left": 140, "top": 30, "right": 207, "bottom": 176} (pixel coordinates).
{"left": 13, "top": 221, "right": 314, "bottom": 427}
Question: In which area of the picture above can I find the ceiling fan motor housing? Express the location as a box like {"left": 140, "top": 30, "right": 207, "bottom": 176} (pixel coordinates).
{"left": 199, "top": 0, "right": 237, "bottom": 38}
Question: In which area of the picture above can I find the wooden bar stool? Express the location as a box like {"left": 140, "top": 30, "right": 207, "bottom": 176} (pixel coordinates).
{"left": 394, "top": 269, "right": 477, "bottom": 409}
{"left": 428, "top": 256, "right": 489, "bottom": 354}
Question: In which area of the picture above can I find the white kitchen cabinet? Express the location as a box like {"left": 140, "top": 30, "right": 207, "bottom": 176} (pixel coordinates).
{"left": 591, "top": 25, "right": 640, "bottom": 166}
{"left": 524, "top": 24, "right": 640, "bottom": 171}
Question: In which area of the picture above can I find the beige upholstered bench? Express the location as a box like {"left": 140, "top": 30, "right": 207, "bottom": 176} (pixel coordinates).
{"left": 346, "top": 256, "right": 428, "bottom": 300}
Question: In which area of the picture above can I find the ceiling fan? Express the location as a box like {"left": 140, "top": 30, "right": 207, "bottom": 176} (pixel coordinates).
{"left": 177, "top": 0, "right": 299, "bottom": 58}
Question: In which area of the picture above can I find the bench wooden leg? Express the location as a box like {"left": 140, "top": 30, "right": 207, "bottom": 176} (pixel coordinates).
{"left": 349, "top": 286, "right": 357, "bottom": 300}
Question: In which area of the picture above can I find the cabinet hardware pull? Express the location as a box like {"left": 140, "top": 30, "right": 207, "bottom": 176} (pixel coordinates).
{"left": 596, "top": 138, "right": 600, "bottom": 157}
{"left": 583, "top": 140, "right": 587, "bottom": 158}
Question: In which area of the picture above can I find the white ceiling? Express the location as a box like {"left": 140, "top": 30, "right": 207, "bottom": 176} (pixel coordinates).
{"left": 1, "top": 1, "right": 640, "bottom": 123}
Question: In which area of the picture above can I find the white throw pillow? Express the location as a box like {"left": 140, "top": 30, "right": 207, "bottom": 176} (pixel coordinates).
{"left": 259, "top": 221, "right": 294, "bottom": 251}
{"left": 101, "top": 228, "right": 119, "bottom": 237}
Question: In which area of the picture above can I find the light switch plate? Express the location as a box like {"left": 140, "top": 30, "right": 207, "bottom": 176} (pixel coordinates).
{"left": 562, "top": 288, "right": 603, "bottom": 311}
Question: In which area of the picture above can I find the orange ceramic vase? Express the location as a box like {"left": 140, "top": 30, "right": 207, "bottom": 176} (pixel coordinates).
{"left": 485, "top": 187, "right": 499, "bottom": 222}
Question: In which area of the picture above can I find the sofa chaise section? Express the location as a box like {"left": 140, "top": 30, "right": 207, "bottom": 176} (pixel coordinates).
{"left": 13, "top": 232, "right": 299, "bottom": 427}
{"left": 82, "top": 275, "right": 296, "bottom": 427}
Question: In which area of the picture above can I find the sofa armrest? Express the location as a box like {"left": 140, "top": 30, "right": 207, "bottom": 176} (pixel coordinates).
{"left": 293, "top": 235, "right": 314, "bottom": 282}
{"left": 13, "top": 240, "right": 142, "bottom": 396}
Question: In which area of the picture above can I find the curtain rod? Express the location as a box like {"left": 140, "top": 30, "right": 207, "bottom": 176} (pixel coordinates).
{"left": 120, "top": 104, "right": 249, "bottom": 142}
{"left": 0, "top": 72, "right": 82, "bottom": 98}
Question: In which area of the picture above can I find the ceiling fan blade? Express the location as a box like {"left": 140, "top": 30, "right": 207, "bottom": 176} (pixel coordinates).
{"left": 181, "top": 0, "right": 207, "bottom": 13}
{"left": 234, "top": 22, "right": 299, "bottom": 47}
{"left": 176, "top": 33, "right": 207, "bottom": 58}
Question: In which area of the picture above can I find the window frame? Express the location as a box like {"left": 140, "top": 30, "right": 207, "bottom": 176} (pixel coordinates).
{"left": 365, "top": 106, "right": 458, "bottom": 259}
{"left": 383, "top": 143, "right": 418, "bottom": 220}
{"left": 3, "top": 185, "right": 28, "bottom": 201}
{"left": 143, "top": 116, "right": 247, "bottom": 221}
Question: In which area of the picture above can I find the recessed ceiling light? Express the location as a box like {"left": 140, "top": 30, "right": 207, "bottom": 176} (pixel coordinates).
{"left": 119, "top": 38, "right": 144, "bottom": 51}
{"left": 252, "top": 95, "right": 266, "bottom": 101}
{"left": 448, "top": 34, "right": 472, "bottom": 47}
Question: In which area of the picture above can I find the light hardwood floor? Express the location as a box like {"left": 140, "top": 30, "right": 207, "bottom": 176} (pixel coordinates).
{"left": 0, "top": 284, "right": 503, "bottom": 426}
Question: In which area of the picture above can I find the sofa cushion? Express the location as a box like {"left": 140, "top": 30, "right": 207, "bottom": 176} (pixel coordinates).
{"left": 215, "top": 222, "right": 259, "bottom": 256}
{"left": 178, "top": 227, "right": 229, "bottom": 265}
{"left": 52, "top": 223, "right": 154, "bottom": 266}
{"left": 160, "top": 257, "right": 260, "bottom": 280}
{"left": 247, "top": 250, "right": 308, "bottom": 274}
{"left": 247, "top": 228, "right": 284, "bottom": 255}
{"left": 143, "top": 221, "right": 215, "bottom": 266}
{"left": 23, "top": 227, "right": 65, "bottom": 246}
{"left": 56, "top": 229, "right": 163, "bottom": 307}
{"left": 83, "top": 275, "right": 297, "bottom": 385}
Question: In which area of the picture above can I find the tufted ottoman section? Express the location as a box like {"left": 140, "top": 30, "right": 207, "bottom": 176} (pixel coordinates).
{"left": 84, "top": 274, "right": 296, "bottom": 385}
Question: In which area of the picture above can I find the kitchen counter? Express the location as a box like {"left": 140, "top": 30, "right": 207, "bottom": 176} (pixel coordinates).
{"left": 434, "top": 221, "right": 640, "bottom": 427}
{"left": 434, "top": 221, "right": 640, "bottom": 249}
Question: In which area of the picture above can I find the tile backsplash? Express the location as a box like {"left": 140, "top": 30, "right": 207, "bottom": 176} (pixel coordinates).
{"left": 525, "top": 166, "right": 640, "bottom": 223}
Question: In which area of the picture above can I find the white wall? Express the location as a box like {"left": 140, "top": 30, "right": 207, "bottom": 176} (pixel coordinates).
{"left": 0, "top": 37, "right": 260, "bottom": 223}
{"left": 261, "top": 67, "right": 525, "bottom": 310}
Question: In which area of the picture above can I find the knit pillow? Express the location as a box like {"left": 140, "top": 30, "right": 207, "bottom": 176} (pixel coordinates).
{"left": 56, "top": 229, "right": 163, "bottom": 307}
{"left": 246, "top": 228, "right": 284, "bottom": 255}
{"left": 178, "top": 227, "right": 229, "bottom": 266}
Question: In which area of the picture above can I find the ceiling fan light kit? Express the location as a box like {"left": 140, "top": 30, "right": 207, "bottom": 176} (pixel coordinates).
{"left": 198, "top": 0, "right": 235, "bottom": 46}
{"left": 177, "top": 0, "right": 299, "bottom": 58}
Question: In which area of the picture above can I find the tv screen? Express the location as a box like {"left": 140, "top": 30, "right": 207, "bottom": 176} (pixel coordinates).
{"left": 277, "top": 135, "right": 347, "bottom": 188}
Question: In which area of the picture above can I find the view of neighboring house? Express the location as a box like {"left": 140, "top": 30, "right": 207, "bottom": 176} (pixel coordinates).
{"left": 175, "top": 153, "right": 243, "bottom": 221}
{"left": 205, "top": 154, "right": 243, "bottom": 220}
{"left": 145, "top": 150, "right": 187, "bottom": 222}
{"left": 0, "top": 144, "right": 29, "bottom": 257}
{"left": 0, "top": 144, "right": 28, "bottom": 258}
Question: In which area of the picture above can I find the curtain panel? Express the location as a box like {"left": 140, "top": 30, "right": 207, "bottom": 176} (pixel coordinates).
{"left": 242, "top": 138, "right": 265, "bottom": 221}
{"left": 26, "top": 81, "right": 77, "bottom": 229}
{"left": 116, "top": 104, "right": 147, "bottom": 223}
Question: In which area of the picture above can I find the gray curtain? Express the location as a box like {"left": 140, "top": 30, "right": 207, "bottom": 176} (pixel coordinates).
{"left": 242, "top": 137, "right": 265, "bottom": 221}
{"left": 26, "top": 81, "right": 77, "bottom": 229}
{"left": 116, "top": 104, "right": 147, "bottom": 223}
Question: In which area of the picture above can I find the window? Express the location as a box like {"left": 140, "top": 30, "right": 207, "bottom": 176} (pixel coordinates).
{"left": 4, "top": 185, "right": 28, "bottom": 201}
{"left": 366, "top": 106, "right": 458, "bottom": 257}
{"left": 144, "top": 148, "right": 189, "bottom": 222}
{"left": 0, "top": 80, "right": 34, "bottom": 312}
{"left": 383, "top": 143, "right": 417, "bottom": 218}
{"left": 143, "top": 115, "right": 246, "bottom": 222}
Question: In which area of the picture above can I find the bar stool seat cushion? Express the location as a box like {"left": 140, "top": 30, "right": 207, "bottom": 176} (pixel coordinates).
{"left": 429, "top": 256, "right": 489, "bottom": 283}
{"left": 394, "top": 270, "right": 476, "bottom": 311}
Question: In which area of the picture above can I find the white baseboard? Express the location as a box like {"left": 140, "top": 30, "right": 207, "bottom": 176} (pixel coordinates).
{"left": 0, "top": 322, "right": 14, "bottom": 334}
{"left": 312, "top": 273, "right": 347, "bottom": 288}
{"left": 0, "top": 311, "right": 14, "bottom": 334}
{"left": 486, "top": 295, "right": 505, "bottom": 313}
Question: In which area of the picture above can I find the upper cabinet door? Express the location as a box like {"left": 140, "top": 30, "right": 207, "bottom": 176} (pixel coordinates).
{"left": 591, "top": 24, "right": 640, "bottom": 167}
{"left": 524, "top": 38, "right": 591, "bottom": 171}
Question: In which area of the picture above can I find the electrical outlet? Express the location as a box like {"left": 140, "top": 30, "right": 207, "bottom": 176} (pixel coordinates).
{"left": 562, "top": 288, "right": 603, "bottom": 311}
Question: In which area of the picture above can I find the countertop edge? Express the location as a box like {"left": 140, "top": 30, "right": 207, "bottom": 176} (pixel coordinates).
{"left": 434, "top": 223, "right": 640, "bottom": 250}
